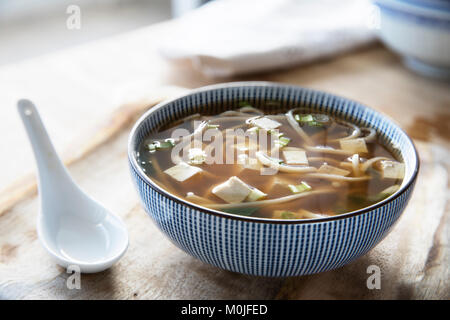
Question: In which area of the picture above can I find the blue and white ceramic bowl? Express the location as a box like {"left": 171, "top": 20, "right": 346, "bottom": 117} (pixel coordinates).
{"left": 128, "top": 82, "right": 419, "bottom": 277}
{"left": 374, "top": 0, "right": 450, "bottom": 78}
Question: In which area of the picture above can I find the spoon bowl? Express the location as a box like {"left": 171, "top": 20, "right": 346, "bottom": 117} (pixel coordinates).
{"left": 37, "top": 189, "right": 129, "bottom": 273}
{"left": 18, "top": 99, "right": 128, "bottom": 273}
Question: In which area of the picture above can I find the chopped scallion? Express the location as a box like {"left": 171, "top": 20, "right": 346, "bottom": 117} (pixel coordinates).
{"left": 222, "top": 207, "right": 258, "bottom": 216}
{"left": 158, "top": 141, "right": 174, "bottom": 149}
{"left": 308, "top": 121, "right": 324, "bottom": 127}
{"left": 288, "top": 181, "right": 312, "bottom": 194}
{"left": 246, "top": 188, "right": 267, "bottom": 202}
{"left": 295, "top": 114, "right": 314, "bottom": 122}
{"left": 294, "top": 114, "right": 325, "bottom": 127}
{"left": 280, "top": 211, "right": 296, "bottom": 219}
{"left": 275, "top": 136, "right": 291, "bottom": 147}
{"left": 238, "top": 101, "right": 252, "bottom": 108}
{"left": 148, "top": 138, "right": 176, "bottom": 152}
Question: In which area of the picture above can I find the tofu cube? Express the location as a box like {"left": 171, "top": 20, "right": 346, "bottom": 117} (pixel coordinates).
{"left": 380, "top": 160, "right": 405, "bottom": 179}
{"left": 252, "top": 117, "right": 282, "bottom": 130}
{"left": 339, "top": 138, "right": 368, "bottom": 154}
{"left": 212, "top": 176, "right": 252, "bottom": 203}
{"left": 164, "top": 162, "right": 202, "bottom": 182}
{"left": 282, "top": 149, "right": 308, "bottom": 165}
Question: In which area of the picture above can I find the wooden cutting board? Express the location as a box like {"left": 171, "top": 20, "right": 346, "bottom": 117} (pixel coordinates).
{"left": 0, "top": 90, "right": 448, "bottom": 300}
{"left": 0, "top": 37, "right": 448, "bottom": 299}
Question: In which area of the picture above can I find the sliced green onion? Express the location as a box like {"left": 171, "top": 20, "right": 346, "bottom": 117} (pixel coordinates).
{"left": 280, "top": 211, "right": 296, "bottom": 219}
{"left": 165, "top": 138, "right": 176, "bottom": 146}
{"left": 222, "top": 207, "right": 258, "bottom": 216}
{"left": 288, "top": 181, "right": 312, "bottom": 194}
{"left": 275, "top": 136, "right": 291, "bottom": 147}
{"left": 308, "top": 121, "right": 324, "bottom": 127}
{"left": 268, "top": 129, "right": 284, "bottom": 137}
{"left": 238, "top": 101, "right": 252, "bottom": 108}
{"left": 158, "top": 141, "right": 174, "bottom": 149}
{"left": 246, "top": 189, "right": 267, "bottom": 202}
{"left": 148, "top": 138, "right": 176, "bottom": 152}
{"left": 294, "top": 114, "right": 326, "bottom": 127}
{"left": 207, "top": 124, "right": 220, "bottom": 129}
{"left": 295, "top": 114, "right": 314, "bottom": 122}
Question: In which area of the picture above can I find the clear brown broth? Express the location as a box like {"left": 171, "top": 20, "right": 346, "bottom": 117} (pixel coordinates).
{"left": 138, "top": 108, "right": 403, "bottom": 219}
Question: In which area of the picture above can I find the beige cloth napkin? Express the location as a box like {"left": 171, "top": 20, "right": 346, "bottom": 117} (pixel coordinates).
{"left": 159, "top": 0, "right": 376, "bottom": 78}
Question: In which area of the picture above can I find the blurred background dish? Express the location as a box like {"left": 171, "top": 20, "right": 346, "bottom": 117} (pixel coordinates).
{"left": 374, "top": 0, "right": 450, "bottom": 79}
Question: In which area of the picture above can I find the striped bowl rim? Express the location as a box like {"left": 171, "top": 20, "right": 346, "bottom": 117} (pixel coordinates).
{"left": 374, "top": 0, "right": 450, "bottom": 19}
{"left": 128, "top": 82, "right": 419, "bottom": 225}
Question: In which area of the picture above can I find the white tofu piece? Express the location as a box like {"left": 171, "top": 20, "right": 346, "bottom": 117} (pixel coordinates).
{"left": 237, "top": 154, "right": 262, "bottom": 171}
{"left": 164, "top": 162, "right": 202, "bottom": 182}
{"left": 252, "top": 117, "right": 282, "bottom": 130}
{"left": 380, "top": 160, "right": 405, "bottom": 179}
{"left": 318, "top": 164, "right": 350, "bottom": 176}
{"left": 339, "top": 138, "right": 368, "bottom": 154}
{"left": 212, "top": 176, "right": 252, "bottom": 203}
{"left": 282, "top": 149, "right": 308, "bottom": 165}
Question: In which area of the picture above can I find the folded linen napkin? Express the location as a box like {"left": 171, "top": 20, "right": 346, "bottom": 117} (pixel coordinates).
{"left": 159, "top": 0, "right": 376, "bottom": 78}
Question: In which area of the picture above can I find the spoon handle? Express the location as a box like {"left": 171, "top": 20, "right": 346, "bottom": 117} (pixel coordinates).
{"left": 17, "top": 99, "right": 72, "bottom": 192}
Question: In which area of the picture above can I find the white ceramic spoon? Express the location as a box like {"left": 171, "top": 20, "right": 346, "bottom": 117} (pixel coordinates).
{"left": 17, "top": 99, "right": 128, "bottom": 273}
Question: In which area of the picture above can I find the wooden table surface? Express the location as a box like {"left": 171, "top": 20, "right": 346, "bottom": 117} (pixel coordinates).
{"left": 0, "top": 22, "right": 448, "bottom": 300}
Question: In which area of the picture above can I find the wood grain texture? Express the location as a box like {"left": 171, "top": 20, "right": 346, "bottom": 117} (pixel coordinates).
{"left": 0, "top": 113, "right": 447, "bottom": 299}
{"left": 0, "top": 22, "right": 448, "bottom": 299}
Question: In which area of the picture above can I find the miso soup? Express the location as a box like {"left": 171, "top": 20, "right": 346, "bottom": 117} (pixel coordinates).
{"left": 137, "top": 104, "right": 404, "bottom": 220}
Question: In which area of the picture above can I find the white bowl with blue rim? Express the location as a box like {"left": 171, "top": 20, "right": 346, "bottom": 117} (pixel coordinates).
{"left": 374, "top": 0, "right": 450, "bottom": 79}
{"left": 128, "top": 82, "right": 419, "bottom": 277}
